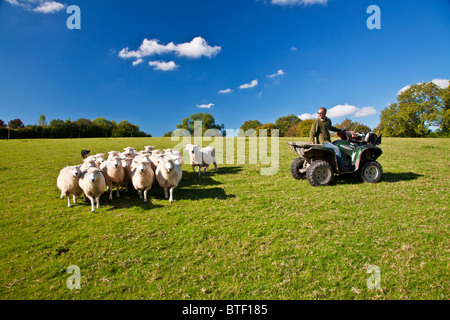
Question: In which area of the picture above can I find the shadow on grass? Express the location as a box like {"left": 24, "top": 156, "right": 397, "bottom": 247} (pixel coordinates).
{"left": 334, "top": 171, "right": 423, "bottom": 185}
{"left": 175, "top": 187, "right": 236, "bottom": 201}
{"left": 382, "top": 172, "right": 423, "bottom": 182}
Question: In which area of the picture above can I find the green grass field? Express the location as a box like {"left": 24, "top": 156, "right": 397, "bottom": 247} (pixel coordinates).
{"left": 0, "top": 137, "right": 448, "bottom": 300}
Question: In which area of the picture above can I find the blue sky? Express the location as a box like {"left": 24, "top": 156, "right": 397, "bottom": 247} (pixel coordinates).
{"left": 1, "top": 0, "right": 449, "bottom": 136}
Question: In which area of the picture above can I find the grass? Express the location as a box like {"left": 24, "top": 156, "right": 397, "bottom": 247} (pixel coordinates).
{"left": 0, "top": 137, "right": 448, "bottom": 300}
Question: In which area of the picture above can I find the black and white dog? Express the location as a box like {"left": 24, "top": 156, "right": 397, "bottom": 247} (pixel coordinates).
{"left": 81, "top": 149, "right": 91, "bottom": 159}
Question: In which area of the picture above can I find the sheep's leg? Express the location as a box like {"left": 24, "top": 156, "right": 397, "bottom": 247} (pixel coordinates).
{"left": 109, "top": 184, "right": 113, "bottom": 200}
{"left": 67, "top": 195, "right": 71, "bottom": 208}
{"left": 198, "top": 166, "right": 201, "bottom": 176}
{"left": 191, "top": 164, "right": 196, "bottom": 173}
{"left": 214, "top": 162, "right": 217, "bottom": 172}
{"left": 88, "top": 196, "right": 95, "bottom": 212}
{"left": 73, "top": 194, "right": 77, "bottom": 204}
{"left": 60, "top": 191, "right": 65, "bottom": 199}
{"left": 116, "top": 184, "right": 120, "bottom": 198}
{"left": 164, "top": 188, "right": 168, "bottom": 199}
{"left": 96, "top": 196, "right": 100, "bottom": 209}
{"left": 144, "top": 189, "right": 149, "bottom": 203}
{"left": 169, "top": 187, "right": 174, "bottom": 203}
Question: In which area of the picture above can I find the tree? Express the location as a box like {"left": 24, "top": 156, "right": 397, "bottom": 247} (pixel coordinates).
{"left": 112, "top": 120, "right": 140, "bottom": 137}
{"left": 8, "top": 119, "right": 24, "bottom": 129}
{"left": 176, "top": 113, "right": 225, "bottom": 136}
{"left": 438, "top": 86, "right": 450, "bottom": 135}
{"left": 255, "top": 123, "right": 277, "bottom": 137}
{"left": 0, "top": 120, "right": 6, "bottom": 127}
{"left": 284, "top": 121, "right": 300, "bottom": 137}
{"left": 93, "top": 117, "right": 115, "bottom": 137}
{"left": 274, "top": 114, "right": 300, "bottom": 137}
{"left": 296, "top": 119, "right": 314, "bottom": 137}
{"left": 38, "top": 114, "right": 47, "bottom": 127}
{"left": 377, "top": 81, "right": 446, "bottom": 137}
{"left": 240, "top": 120, "right": 262, "bottom": 132}
{"left": 335, "top": 118, "right": 371, "bottom": 132}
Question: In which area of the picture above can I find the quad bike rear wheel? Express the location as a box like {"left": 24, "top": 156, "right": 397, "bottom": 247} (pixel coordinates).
{"left": 290, "top": 157, "right": 307, "bottom": 180}
{"left": 306, "top": 160, "right": 334, "bottom": 186}
{"left": 359, "top": 161, "right": 382, "bottom": 183}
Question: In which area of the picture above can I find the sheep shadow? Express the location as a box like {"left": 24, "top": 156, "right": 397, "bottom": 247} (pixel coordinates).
{"left": 175, "top": 186, "right": 236, "bottom": 201}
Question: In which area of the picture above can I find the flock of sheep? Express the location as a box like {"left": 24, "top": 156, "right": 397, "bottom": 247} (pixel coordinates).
{"left": 56, "top": 144, "right": 217, "bottom": 212}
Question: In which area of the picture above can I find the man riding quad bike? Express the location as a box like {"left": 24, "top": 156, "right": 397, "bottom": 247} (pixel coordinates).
{"left": 288, "top": 130, "right": 383, "bottom": 186}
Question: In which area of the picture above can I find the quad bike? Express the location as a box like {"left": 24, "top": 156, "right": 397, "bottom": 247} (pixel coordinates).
{"left": 288, "top": 131, "right": 383, "bottom": 186}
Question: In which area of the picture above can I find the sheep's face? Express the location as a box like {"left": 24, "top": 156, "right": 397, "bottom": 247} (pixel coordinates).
{"left": 88, "top": 169, "right": 101, "bottom": 183}
{"left": 110, "top": 157, "right": 122, "bottom": 169}
{"left": 71, "top": 166, "right": 81, "bottom": 177}
{"left": 121, "top": 158, "right": 131, "bottom": 169}
{"left": 185, "top": 144, "right": 199, "bottom": 154}
{"left": 164, "top": 160, "right": 174, "bottom": 172}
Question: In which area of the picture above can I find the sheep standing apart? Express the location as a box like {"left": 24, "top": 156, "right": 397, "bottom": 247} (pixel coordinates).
{"left": 100, "top": 156, "right": 124, "bottom": 200}
{"left": 57, "top": 165, "right": 83, "bottom": 207}
{"left": 78, "top": 167, "right": 106, "bottom": 212}
{"left": 155, "top": 157, "right": 182, "bottom": 203}
{"left": 184, "top": 144, "right": 217, "bottom": 176}
{"left": 131, "top": 160, "right": 155, "bottom": 203}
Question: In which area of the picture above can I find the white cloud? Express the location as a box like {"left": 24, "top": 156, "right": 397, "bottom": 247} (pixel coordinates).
{"left": 132, "top": 59, "right": 143, "bottom": 66}
{"left": 432, "top": 78, "right": 450, "bottom": 89}
{"left": 327, "top": 104, "right": 377, "bottom": 118}
{"left": 196, "top": 103, "right": 214, "bottom": 109}
{"left": 397, "top": 78, "right": 450, "bottom": 95}
{"left": 239, "top": 79, "right": 258, "bottom": 89}
{"left": 290, "top": 46, "right": 298, "bottom": 52}
{"left": 298, "top": 113, "right": 317, "bottom": 120}
{"left": 34, "top": 1, "right": 64, "bottom": 13}
{"left": 6, "top": 0, "right": 65, "bottom": 14}
{"left": 299, "top": 104, "right": 377, "bottom": 120}
{"left": 148, "top": 60, "right": 179, "bottom": 71}
{"left": 267, "top": 69, "right": 285, "bottom": 78}
{"left": 271, "top": 0, "right": 328, "bottom": 6}
{"left": 119, "top": 36, "right": 221, "bottom": 60}
{"left": 218, "top": 88, "right": 233, "bottom": 94}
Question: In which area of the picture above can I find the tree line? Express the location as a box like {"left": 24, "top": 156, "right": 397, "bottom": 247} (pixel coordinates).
{"left": 0, "top": 116, "right": 151, "bottom": 139}
{"left": 239, "top": 116, "right": 371, "bottom": 137}
{"left": 2, "top": 80, "right": 448, "bottom": 139}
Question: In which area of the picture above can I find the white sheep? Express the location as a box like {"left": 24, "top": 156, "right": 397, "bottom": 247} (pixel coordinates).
{"left": 144, "top": 146, "right": 155, "bottom": 153}
{"left": 124, "top": 147, "right": 138, "bottom": 158}
{"left": 131, "top": 159, "right": 155, "bottom": 203}
{"left": 164, "top": 149, "right": 183, "bottom": 165}
{"left": 106, "top": 151, "right": 120, "bottom": 161}
{"left": 100, "top": 156, "right": 125, "bottom": 200}
{"left": 57, "top": 165, "right": 83, "bottom": 207}
{"left": 80, "top": 156, "right": 98, "bottom": 173}
{"left": 120, "top": 157, "right": 133, "bottom": 192}
{"left": 184, "top": 144, "right": 217, "bottom": 176}
{"left": 155, "top": 157, "right": 182, "bottom": 203}
{"left": 78, "top": 167, "right": 106, "bottom": 212}
{"left": 93, "top": 153, "right": 105, "bottom": 168}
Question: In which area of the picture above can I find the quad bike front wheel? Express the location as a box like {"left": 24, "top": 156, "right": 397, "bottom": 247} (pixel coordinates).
{"left": 306, "top": 160, "right": 334, "bottom": 186}
{"left": 290, "top": 157, "right": 307, "bottom": 180}
{"left": 359, "top": 161, "right": 382, "bottom": 183}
